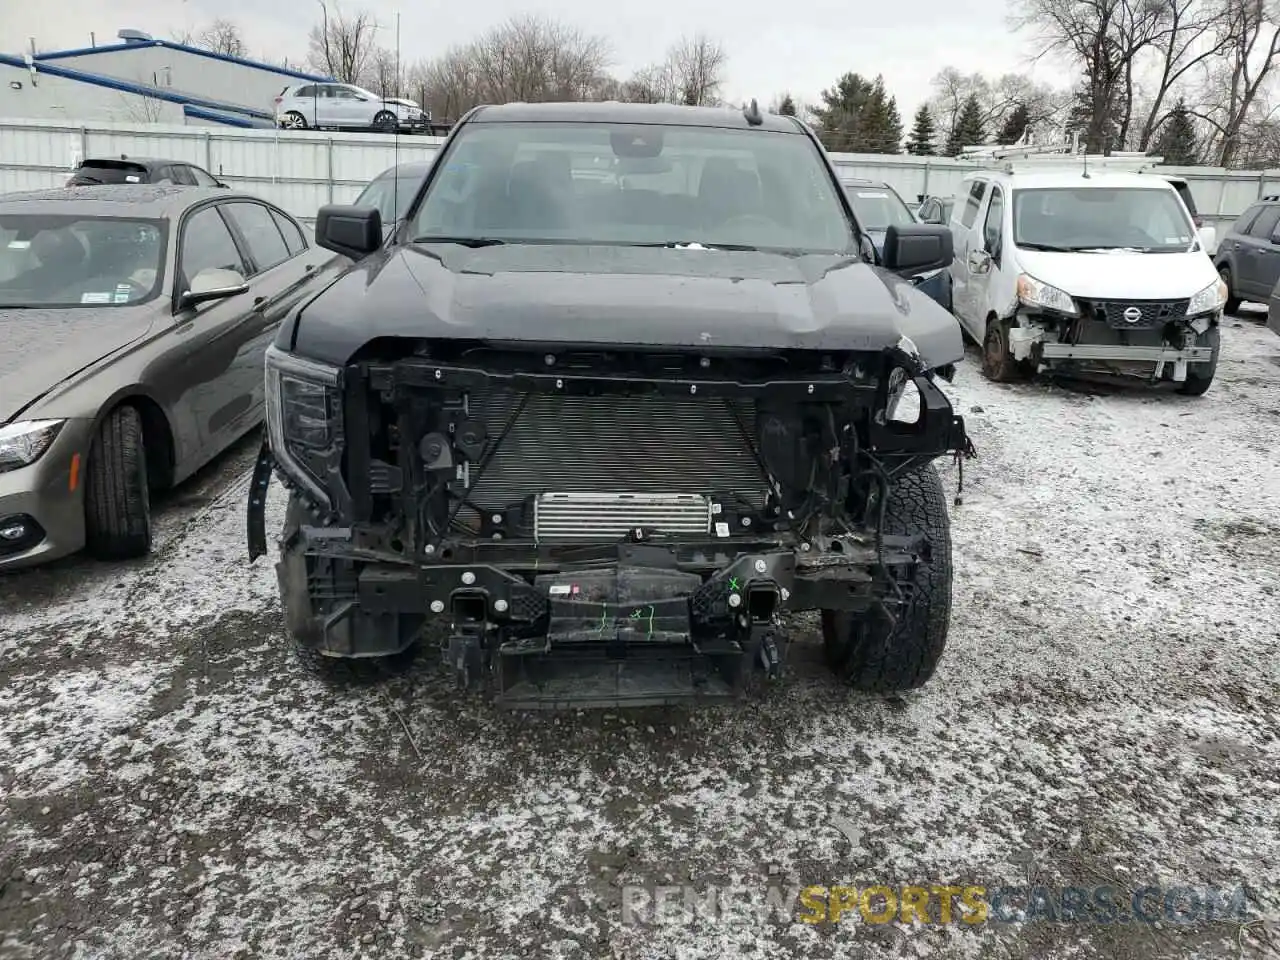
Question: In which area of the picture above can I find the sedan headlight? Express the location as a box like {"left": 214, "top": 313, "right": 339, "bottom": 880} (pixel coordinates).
{"left": 1187, "top": 278, "right": 1228, "bottom": 315}
{"left": 1016, "top": 274, "right": 1078, "bottom": 316}
{"left": 265, "top": 345, "right": 342, "bottom": 507}
{"left": 0, "top": 419, "right": 65, "bottom": 474}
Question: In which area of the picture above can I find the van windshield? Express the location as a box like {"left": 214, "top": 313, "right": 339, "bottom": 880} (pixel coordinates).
{"left": 1012, "top": 187, "right": 1196, "bottom": 253}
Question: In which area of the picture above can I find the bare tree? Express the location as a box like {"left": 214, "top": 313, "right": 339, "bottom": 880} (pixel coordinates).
{"left": 196, "top": 19, "right": 248, "bottom": 58}
{"left": 1136, "top": 0, "right": 1232, "bottom": 148}
{"left": 470, "top": 15, "right": 611, "bottom": 102}
{"left": 409, "top": 49, "right": 478, "bottom": 123}
{"left": 619, "top": 62, "right": 679, "bottom": 103}
{"left": 1016, "top": 0, "right": 1170, "bottom": 151}
{"left": 307, "top": 1, "right": 379, "bottom": 84}
{"left": 928, "top": 68, "right": 1063, "bottom": 144}
{"left": 120, "top": 90, "right": 166, "bottom": 123}
{"left": 365, "top": 46, "right": 400, "bottom": 98}
{"left": 411, "top": 15, "right": 610, "bottom": 119}
{"left": 666, "top": 33, "right": 728, "bottom": 106}
{"left": 1203, "top": 0, "right": 1280, "bottom": 165}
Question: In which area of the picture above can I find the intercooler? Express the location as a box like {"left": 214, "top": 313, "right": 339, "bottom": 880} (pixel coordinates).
{"left": 462, "top": 389, "right": 769, "bottom": 540}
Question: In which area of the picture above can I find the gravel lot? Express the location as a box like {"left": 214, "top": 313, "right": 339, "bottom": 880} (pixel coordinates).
{"left": 2, "top": 316, "right": 1278, "bottom": 960}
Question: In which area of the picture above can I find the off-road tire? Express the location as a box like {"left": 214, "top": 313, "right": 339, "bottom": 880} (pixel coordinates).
{"left": 982, "top": 317, "right": 1029, "bottom": 382}
{"left": 1218, "top": 266, "right": 1241, "bottom": 315}
{"left": 372, "top": 111, "right": 398, "bottom": 133}
{"left": 281, "top": 111, "right": 307, "bottom": 130}
{"left": 1177, "top": 324, "right": 1221, "bottom": 397}
{"left": 84, "top": 404, "right": 152, "bottom": 560}
{"left": 822, "top": 464, "right": 952, "bottom": 692}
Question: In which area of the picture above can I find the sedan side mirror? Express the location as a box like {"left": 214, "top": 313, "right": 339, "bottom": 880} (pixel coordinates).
{"left": 883, "top": 224, "right": 954, "bottom": 276}
{"left": 316, "top": 204, "right": 383, "bottom": 260}
{"left": 180, "top": 267, "right": 248, "bottom": 308}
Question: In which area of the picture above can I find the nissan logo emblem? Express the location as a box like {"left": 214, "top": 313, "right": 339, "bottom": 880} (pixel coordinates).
{"left": 1123, "top": 306, "right": 1142, "bottom": 323}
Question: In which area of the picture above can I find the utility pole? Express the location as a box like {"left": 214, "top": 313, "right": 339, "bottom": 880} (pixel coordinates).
{"left": 395, "top": 12, "right": 401, "bottom": 98}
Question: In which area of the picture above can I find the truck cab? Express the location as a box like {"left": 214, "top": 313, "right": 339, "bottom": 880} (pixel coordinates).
{"left": 946, "top": 147, "right": 1225, "bottom": 395}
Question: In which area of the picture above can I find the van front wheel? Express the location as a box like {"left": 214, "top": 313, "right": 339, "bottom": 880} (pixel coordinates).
{"left": 982, "top": 318, "right": 1031, "bottom": 382}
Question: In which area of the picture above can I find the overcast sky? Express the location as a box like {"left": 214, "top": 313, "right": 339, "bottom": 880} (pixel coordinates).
{"left": 3, "top": 0, "right": 1074, "bottom": 118}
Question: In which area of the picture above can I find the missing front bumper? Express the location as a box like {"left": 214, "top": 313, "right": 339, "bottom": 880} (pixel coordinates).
{"left": 1038, "top": 344, "right": 1213, "bottom": 363}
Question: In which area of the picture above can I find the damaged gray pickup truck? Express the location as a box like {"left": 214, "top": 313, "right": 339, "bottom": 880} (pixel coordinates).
{"left": 248, "top": 100, "right": 976, "bottom": 709}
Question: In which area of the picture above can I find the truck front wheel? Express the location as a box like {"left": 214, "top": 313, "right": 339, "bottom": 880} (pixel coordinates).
{"left": 822, "top": 464, "right": 953, "bottom": 693}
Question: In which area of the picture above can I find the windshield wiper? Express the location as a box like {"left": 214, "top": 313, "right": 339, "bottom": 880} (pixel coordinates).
{"left": 1017, "top": 242, "right": 1076, "bottom": 252}
{"left": 412, "top": 236, "right": 506, "bottom": 247}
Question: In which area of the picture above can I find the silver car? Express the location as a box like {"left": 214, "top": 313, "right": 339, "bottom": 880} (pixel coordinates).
{"left": 274, "top": 82, "right": 429, "bottom": 133}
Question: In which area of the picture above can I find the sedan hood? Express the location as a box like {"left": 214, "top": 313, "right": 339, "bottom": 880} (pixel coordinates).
{"left": 290, "top": 244, "right": 963, "bottom": 368}
{"left": 1016, "top": 248, "right": 1219, "bottom": 300}
{"left": 0, "top": 308, "right": 155, "bottom": 423}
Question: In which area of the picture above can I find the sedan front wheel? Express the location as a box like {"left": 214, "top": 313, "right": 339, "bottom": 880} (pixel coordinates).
{"left": 84, "top": 405, "right": 152, "bottom": 560}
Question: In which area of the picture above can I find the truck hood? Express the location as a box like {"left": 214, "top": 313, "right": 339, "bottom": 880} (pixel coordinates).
{"left": 1015, "top": 248, "right": 1219, "bottom": 300}
{"left": 0, "top": 308, "right": 155, "bottom": 423}
{"left": 289, "top": 243, "right": 964, "bottom": 368}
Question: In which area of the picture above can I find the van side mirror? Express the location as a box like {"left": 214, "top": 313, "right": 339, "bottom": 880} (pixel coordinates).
{"left": 883, "top": 224, "right": 954, "bottom": 275}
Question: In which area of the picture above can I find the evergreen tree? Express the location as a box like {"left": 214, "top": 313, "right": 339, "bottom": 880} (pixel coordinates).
{"left": 1151, "top": 99, "right": 1199, "bottom": 165}
{"left": 906, "top": 104, "right": 937, "bottom": 156}
{"left": 869, "top": 81, "right": 904, "bottom": 154}
{"left": 997, "top": 103, "right": 1031, "bottom": 145}
{"left": 777, "top": 93, "right": 797, "bottom": 117}
{"left": 811, "top": 72, "right": 902, "bottom": 153}
{"left": 945, "top": 94, "right": 986, "bottom": 156}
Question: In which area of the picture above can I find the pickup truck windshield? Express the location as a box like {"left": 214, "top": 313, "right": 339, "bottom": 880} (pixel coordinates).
{"left": 1013, "top": 187, "right": 1195, "bottom": 252}
{"left": 411, "top": 122, "right": 855, "bottom": 254}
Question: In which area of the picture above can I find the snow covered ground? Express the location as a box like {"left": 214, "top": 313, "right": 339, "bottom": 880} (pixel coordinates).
{"left": 2, "top": 318, "right": 1278, "bottom": 960}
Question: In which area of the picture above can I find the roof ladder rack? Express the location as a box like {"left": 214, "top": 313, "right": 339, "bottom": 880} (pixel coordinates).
{"left": 959, "top": 141, "right": 1163, "bottom": 175}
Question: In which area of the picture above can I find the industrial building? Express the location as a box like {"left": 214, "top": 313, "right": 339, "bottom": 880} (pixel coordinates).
{"left": 0, "top": 29, "right": 334, "bottom": 127}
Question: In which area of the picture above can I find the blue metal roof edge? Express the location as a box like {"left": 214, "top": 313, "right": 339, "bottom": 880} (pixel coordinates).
{"left": 182, "top": 104, "right": 258, "bottom": 128}
{"left": 0, "top": 53, "right": 275, "bottom": 121}
{"left": 33, "top": 40, "right": 334, "bottom": 84}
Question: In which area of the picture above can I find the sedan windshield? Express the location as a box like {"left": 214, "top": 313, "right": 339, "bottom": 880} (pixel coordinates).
{"left": 842, "top": 184, "right": 915, "bottom": 230}
{"left": 0, "top": 215, "right": 166, "bottom": 307}
{"left": 355, "top": 173, "right": 427, "bottom": 224}
{"left": 1013, "top": 187, "right": 1196, "bottom": 252}
{"left": 410, "top": 122, "right": 855, "bottom": 254}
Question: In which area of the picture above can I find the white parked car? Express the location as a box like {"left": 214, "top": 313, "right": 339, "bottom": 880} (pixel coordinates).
{"left": 947, "top": 158, "right": 1226, "bottom": 395}
{"left": 274, "top": 82, "right": 429, "bottom": 134}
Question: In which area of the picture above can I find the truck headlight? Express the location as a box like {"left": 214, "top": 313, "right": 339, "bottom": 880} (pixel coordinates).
{"left": 0, "top": 419, "right": 64, "bottom": 475}
{"left": 265, "top": 345, "right": 342, "bottom": 507}
{"left": 1186, "top": 278, "right": 1228, "bottom": 316}
{"left": 1016, "top": 274, "right": 1078, "bottom": 316}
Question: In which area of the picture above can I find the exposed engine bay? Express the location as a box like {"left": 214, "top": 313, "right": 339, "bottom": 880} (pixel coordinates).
{"left": 250, "top": 339, "right": 974, "bottom": 708}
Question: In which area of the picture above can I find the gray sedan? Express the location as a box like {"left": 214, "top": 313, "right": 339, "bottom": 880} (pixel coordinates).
{"left": 0, "top": 185, "right": 341, "bottom": 570}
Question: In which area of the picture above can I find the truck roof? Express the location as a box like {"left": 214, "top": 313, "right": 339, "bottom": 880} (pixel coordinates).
{"left": 468, "top": 100, "right": 804, "bottom": 134}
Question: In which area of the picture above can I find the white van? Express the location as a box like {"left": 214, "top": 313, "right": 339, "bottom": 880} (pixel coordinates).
{"left": 947, "top": 158, "right": 1226, "bottom": 395}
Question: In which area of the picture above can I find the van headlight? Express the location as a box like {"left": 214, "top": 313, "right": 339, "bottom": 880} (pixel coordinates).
{"left": 1016, "top": 274, "right": 1078, "bottom": 316}
{"left": 265, "top": 345, "right": 342, "bottom": 507}
{"left": 1187, "top": 278, "right": 1228, "bottom": 316}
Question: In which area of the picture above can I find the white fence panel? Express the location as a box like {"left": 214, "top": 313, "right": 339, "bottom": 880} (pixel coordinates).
{"left": 1, "top": 117, "right": 1277, "bottom": 230}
